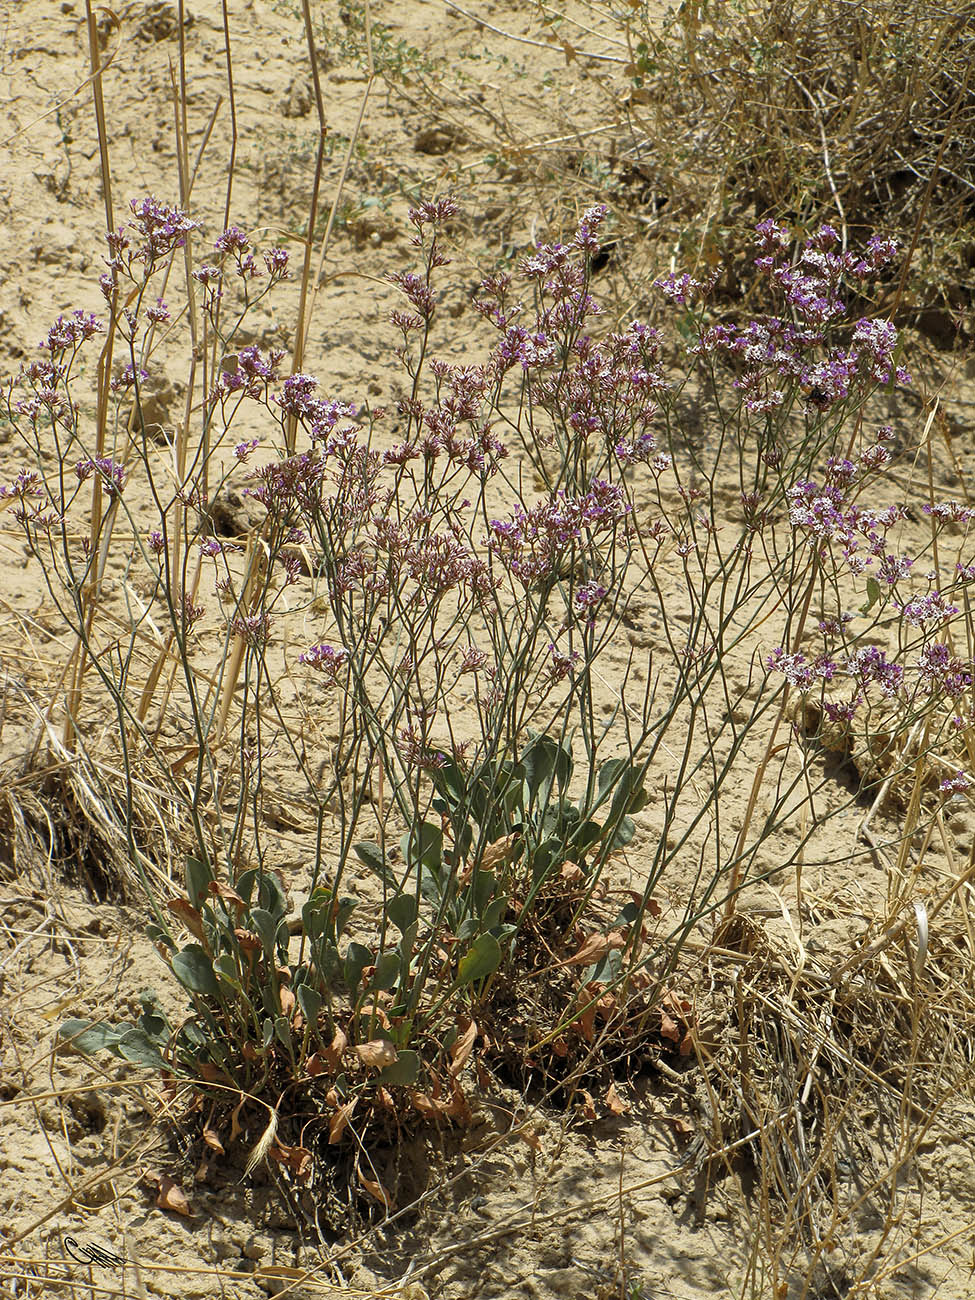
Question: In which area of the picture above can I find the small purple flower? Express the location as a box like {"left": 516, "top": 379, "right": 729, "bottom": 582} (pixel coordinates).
{"left": 232, "top": 611, "right": 271, "bottom": 646}
{"left": 147, "top": 529, "right": 165, "bottom": 555}
{"left": 110, "top": 363, "right": 149, "bottom": 392}
{"left": 547, "top": 644, "right": 580, "bottom": 683}
{"left": 924, "top": 501, "right": 975, "bottom": 525}
{"left": 940, "top": 771, "right": 972, "bottom": 797}
{"left": 766, "top": 648, "right": 836, "bottom": 690}
{"left": 823, "top": 696, "right": 861, "bottom": 723}
{"left": 0, "top": 469, "right": 43, "bottom": 501}
{"left": 146, "top": 298, "right": 170, "bottom": 324}
{"left": 123, "top": 196, "right": 199, "bottom": 265}
{"left": 846, "top": 646, "right": 903, "bottom": 698}
{"left": 215, "top": 225, "right": 249, "bottom": 254}
{"left": 263, "top": 247, "right": 290, "bottom": 278}
{"left": 397, "top": 726, "right": 446, "bottom": 771}
{"left": 298, "top": 643, "right": 349, "bottom": 685}
{"left": 574, "top": 580, "right": 608, "bottom": 622}
{"left": 41, "top": 310, "right": 103, "bottom": 353}
{"left": 459, "top": 645, "right": 488, "bottom": 673}
{"left": 76, "top": 456, "right": 125, "bottom": 496}
{"left": 408, "top": 195, "right": 459, "bottom": 231}
{"left": 193, "top": 264, "right": 222, "bottom": 287}
{"left": 235, "top": 439, "right": 259, "bottom": 461}
{"left": 899, "top": 591, "right": 958, "bottom": 628}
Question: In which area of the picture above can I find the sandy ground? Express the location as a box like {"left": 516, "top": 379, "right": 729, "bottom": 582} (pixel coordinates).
{"left": 2, "top": 2, "right": 975, "bottom": 1297}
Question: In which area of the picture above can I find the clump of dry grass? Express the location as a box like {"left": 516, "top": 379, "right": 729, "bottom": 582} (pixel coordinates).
{"left": 616, "top": 0, "right": 975, "bottom": 340}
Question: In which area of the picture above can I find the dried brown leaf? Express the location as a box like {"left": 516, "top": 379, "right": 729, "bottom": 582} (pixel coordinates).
{"left": 202, "top": 1126, "right": 225, "bottom": 1155}
{"left": 356, "top": 1161, "right": 394, "bottom": 1209}
{"left": 155, "top": 1173, "right": 194, "bottom": 1218}
{"left": 605, "top": 1082, "right": 628, "bottom": 1116}
{"left": 165, "top": 898, "right": 205, "bottom": 943}
{"left": 208, "top": 881, "right": 246, "bottom": 911}
{"left": 270, "top": 1142, "right": 312, "bottom": 1180}
{"left": 578, "top": 1090, "right": 597, "bottom": 1121}
{"left": 353, "top": 1039, "right": 398, "bottom": 1069}
{"left": 480, "top": 833, "right": 518, "bottom": 872}
{"left": 324, "top": 1026, "right": 348, "bottom": 1071}
{"left": 449, "top": 1019, "right": 477, "bottom": 1079}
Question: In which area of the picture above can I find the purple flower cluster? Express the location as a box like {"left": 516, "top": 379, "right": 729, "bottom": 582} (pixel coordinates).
{"left": 397, "top": 726, "right": 447, "bottom": 771}
{"left": 574, "top": 580, "right": 609, "bottom": 624}
{"left": 75, "top": 456, "right": 125, "bottom": 496}
{"left": 110, "top": 362, "right": 149, "bottom": 392}
{"left": 384, "top": 364, "right": 507, "bottom": 477}
{"left": 106, "top": 197, "right": 199, "bottom": 276}
{"left": 766, "top": 647, "right": 837, "bottom": 690}
{"left": 0, "top": 469, "right": 43, "bottom": 502}
{"left": 274, "top": 374, "right": 358, "bottom": 442}
{"left": 547, "top": 644, "right": 581, "bottom": 683}
{"left": 213, "top": 226, "right": 286, "bottom": 281}
{"left": 689, "top": 225, "right": 909, "bottom": 414}
{"left": 488, "top": 480, "right": 629, "bottom": 585}
{"left": 371, "top": 514, "right": 496, "bottom": 602}
{"left": 216, "top": 345, "right": 285, "bottom": 399}
{"left": 940, "top": 771, "right": 973, "bottom": 797}
{"left": 297, "top": 643, "right": 349, "bottom": 686}
{"left": 898, "top": 591, "right": 958, "bottom": 628}
{"left": 41, "top": 311, "right": 103, "bottom": 354}
{"left": 845, "top": 646, "right": 903, "bottom": 698}
{"left": 924, "top": 501, "right": 975, "bottom": 525}
{"left": 917, "top": 643, "right": 973, "bottom": 699}
{"left": 787, "top": 472, "right": 909, "bottom": 580}
{"left": 654, "top": 268, "right": 720, "bottom": 307}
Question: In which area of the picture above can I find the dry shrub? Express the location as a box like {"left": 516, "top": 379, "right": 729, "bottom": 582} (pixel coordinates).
{"left": 617, "top": 0, "right": 975, "bottom": 339}
{"left": 691, "top": 895, "right": 975, "bottom": 1295}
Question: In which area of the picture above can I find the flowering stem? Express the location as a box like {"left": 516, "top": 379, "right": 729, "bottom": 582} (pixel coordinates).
{"left": 724, "top": 551, "right": 820, "bottom": 917}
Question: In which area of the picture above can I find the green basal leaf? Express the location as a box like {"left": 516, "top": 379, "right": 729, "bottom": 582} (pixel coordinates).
{"left": 860, "top": 576, "right": 882, "bottom": 615}
{"left": 213, "top": 952, "right": 242, "bottom": 992}
{"left": 184, "top": 856, "right": 213, "bottom": 908}
{"left": 58, "top": 1019, "right": 120, "bottom": 1056}
{"left": 171, "top": 945, "right": 220, "bottom": 997}
{"left": 369, "top": 950, "right": 401, "bottom": 992}
{"left": 455, "top": 933, "right": 502, "bottom": 988}
{"left": 379, "top": 1049, "right": 420, "bottom": 1086}
{"left": 250, "top": 907, "right": 283, "bottom": 957}
{"left": 274, "top": 1015, "right": 293, "bottom": 1049}
{"left": 353, "top": 841, "right": 386, "bottom": 875}
{"left": 344, "top": 941, "right": 373, "bottom": 994}
{"left": 297, "top": 983, "right": 323, "bottom": 1025}
{"left": 481, "top": 894, "right": 509, "bottom": 932}
{"left": 115, "top": 1028, "right": 167, "bottom": 1069}
{"left": 387, "top": 891, "right": 419, "bottom": 933}
{"left": 610, "top": 814, "right": 637, "bottom": 849}
{"left": 402, "top": 821, "right": 443, "bottom": 872}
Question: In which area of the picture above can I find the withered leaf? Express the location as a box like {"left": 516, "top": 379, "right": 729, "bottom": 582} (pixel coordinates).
{"left": 155, "top": 1173, "right": 194, "bottom": 1218}
{"left": 324, "top": 1027, "right": 348, "bottom": 1072}
{"left": 356, "top": 1161, "right": 394, "bottom": 1209}
{"left": 578, "top": 1090, "right": 597, "bottom": 1121}
{"left": 480, "top": 833, "right": 518, "bottom": 872}
{"left": 605, "top": 1082, "right": 628, "bottom": 1116}
{"left": 449, "top": 1019, "right": 477, "bottom": 1079}
{"left": 165, "top": 898, "right": 205, "bottom": 943}
{"left": 208, "top": 881, "right": 246, "bottom": 911}
{"left": 353, "top": 1039, "right": 398, "bottom": 1069}
{"left": 202, "top": 1126, "right": 225, "bottom": 1155}
{"left": 270, "top": 1142, "right": 312, "bottom": 1180}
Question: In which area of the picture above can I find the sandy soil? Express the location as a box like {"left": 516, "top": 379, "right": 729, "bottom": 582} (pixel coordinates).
{"left": 2, "top": 2, "right": 975, "bottom": 1297}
